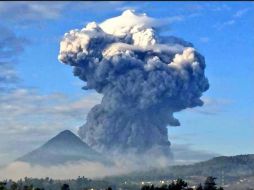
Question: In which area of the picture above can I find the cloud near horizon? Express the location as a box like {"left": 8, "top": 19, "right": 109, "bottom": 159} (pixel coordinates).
{"left": 0, "top": 143, "right": 219, "bottom": 181}
{"left": 0, "top": 87, "right": 102, "bottom": 165}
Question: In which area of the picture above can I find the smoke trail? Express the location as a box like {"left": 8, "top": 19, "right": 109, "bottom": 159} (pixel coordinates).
{"left": 58, "top": 10, "right": 209, "bottom": 157}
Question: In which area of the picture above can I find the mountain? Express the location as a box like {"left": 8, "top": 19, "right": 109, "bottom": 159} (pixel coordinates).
{"left": 17, "top": 130, "right": 113, "bottom": 166}
{"left": 104, "top": 154, "right": 254, "bottom": 185}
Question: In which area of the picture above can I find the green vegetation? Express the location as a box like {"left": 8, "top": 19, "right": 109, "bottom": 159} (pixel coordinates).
{"left": 0, "top": 177, "right": 223, "bottom": 190}
{"left": 141, "top": 177, "right": 223, "bottom": 190}
{"left": 104, "top": 154, "right": 254, "bottom": 184}
{"left": 1, "top": 154, "right": 253, "bottom": 189}
{"left": 0, "top": 176, "right": 112, "bottom": 190}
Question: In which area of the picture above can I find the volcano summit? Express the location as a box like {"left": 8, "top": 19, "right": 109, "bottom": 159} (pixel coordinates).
{"left": 17, "top": 130, "right": 111, "bottom": 166}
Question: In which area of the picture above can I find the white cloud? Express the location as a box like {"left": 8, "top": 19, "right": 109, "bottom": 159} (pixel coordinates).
{"left": 0, "top": 88, "right": 102, "bottom": 165}
{"left": 171, "top": 144, "right": 220, "bottom": 165}
{"left": 0, "top": 88, "right": 101, "bottom": 118}
{"left": 224, "top": 20, "right": 235, "bottom": 25}
{"left": 99, "top": 10, "right": 158, "bottom": 37}
{"left": 0, "top": 160, "right": 135, "bottom": 180}
{"left": 0, "top": 25, "right": 28, "bottom": 90}
{"left": 214, "top": 19, "right": 236, "bottom": 30}
{"left": 0, "top": 2, "right": 66, "bottom": 22}
{"left": 233, "top": 8, "right": 250, "bottom": 18}
{"left": 210, "top": 4, "right": 231, "bottom": 12}
{"left": 169, "top": 47, "right": 195, "bottom": 68}
{"left": 187, "top": 97, "right": 232, "bottom": 115}
{"left": 0, "top": 63, "right": 19, "bottom": 86}
{"left": 214, "top": 6, "right": 252, "bottom": 30}
{"left": 0, "top": 2, "right": 127, "bottom": 24}
{"left": 0, "top": 143, "right": 220, "bottom": 180}
{"left": 199, "top": 37, "right": 210, "bottom": 43}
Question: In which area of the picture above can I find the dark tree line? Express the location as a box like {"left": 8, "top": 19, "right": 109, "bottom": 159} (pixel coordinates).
{"left": 141, "top": 177, "right": 224, "bottom": 190}
{"left": 0, "top": 176, "right": 110, "bottom": 190}
{"left": 0, "top": 176, "right": 223, "bottom": 190}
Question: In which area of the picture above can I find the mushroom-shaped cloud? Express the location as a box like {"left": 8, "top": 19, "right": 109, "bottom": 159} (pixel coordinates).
{"left": 58, "top": 10, "right": 209, "bottom": 158}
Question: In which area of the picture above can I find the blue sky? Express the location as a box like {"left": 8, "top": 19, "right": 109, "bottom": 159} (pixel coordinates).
{"left": 0, "top": 1, "right": 253, "bottom": 165}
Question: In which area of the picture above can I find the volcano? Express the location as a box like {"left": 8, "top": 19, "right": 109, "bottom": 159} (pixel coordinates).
{"left": 17, "top": 130, "right": 112, "bottom": 166}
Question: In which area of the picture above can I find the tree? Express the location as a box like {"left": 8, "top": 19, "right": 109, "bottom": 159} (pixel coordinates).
{"left": 10, "top": 182, "right": 18, "bottom": 190}
{"left": 175, "top": 179, "right": 187, "bottom": 190}
{"left": 140, "top": 179, "right": 192, "bottom": 190}
{"left": 160, "top": 184, "right": 168, "bottom": 190}
{"left": 0, "top": 182, "right": 6, "bottom": 190}
{"left": 204, "top": 177, "right": 217, "bottom": 190}
{"left": 196, "top": 184, "right": 203, "bottom": 190}
{"left": 61, "top": 184, "right": 70, "bottom": 190}
{"left": 168, "top": 181, "right": 175, "bottom": 190}
{"left": 141, "top": 185, "right": 150, "bottom": 190}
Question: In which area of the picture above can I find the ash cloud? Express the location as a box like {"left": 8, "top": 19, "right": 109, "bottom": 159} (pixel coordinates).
{"left": 58, "top": 10, "right": 209, "bottom": 157}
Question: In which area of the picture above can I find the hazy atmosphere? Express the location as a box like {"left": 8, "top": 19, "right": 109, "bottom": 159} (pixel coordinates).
{"left": 0, "top": 1, "right": 253, "bottom": 183}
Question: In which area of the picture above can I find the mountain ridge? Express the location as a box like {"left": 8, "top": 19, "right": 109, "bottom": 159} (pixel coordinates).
{"left": 103, "top": 154, "right": 254, "bottom": 184}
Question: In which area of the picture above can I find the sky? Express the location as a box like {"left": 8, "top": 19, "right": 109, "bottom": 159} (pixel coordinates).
{"left": 0, "top": 1, "right": 253, "bottom": 166}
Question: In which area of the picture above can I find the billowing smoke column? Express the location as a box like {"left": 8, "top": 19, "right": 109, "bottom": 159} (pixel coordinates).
{"left": 58, "top": 10, "right": 209, "bottom": 156}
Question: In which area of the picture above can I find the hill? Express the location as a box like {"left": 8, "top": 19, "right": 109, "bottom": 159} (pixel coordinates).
{"left": 104, "top": 154, "right": 254, "bottom": 185}
{"left": 17, "top": 130, "right": 112, "bottom": 166}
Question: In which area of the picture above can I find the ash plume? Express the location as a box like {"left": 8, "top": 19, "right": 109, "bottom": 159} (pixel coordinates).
{"left": 58, "top": 10, "right": 209, "bottom": 157}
